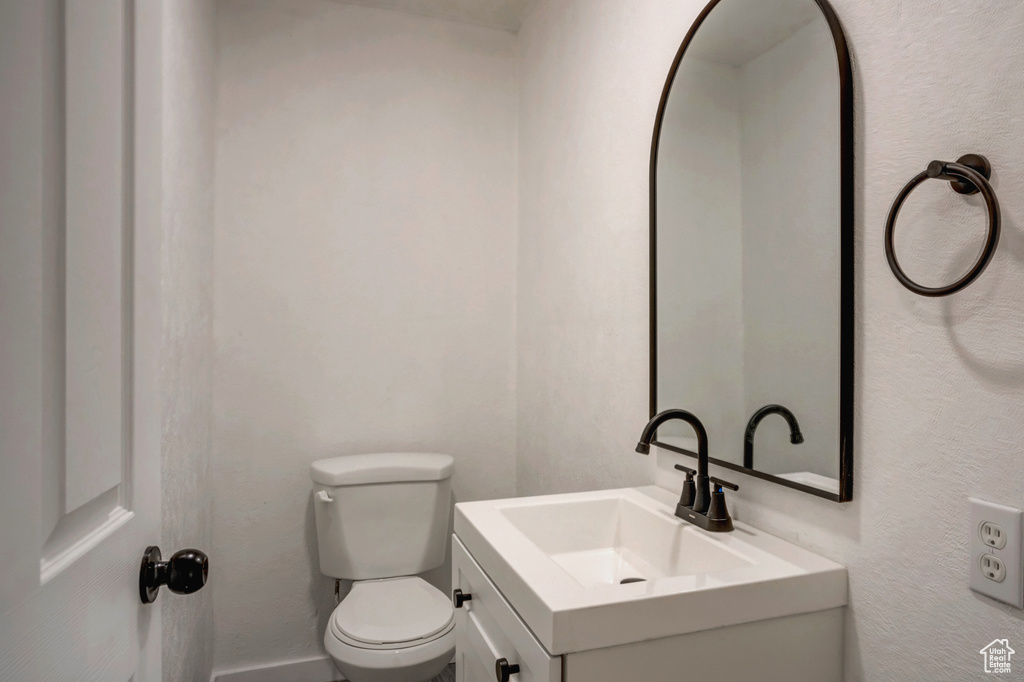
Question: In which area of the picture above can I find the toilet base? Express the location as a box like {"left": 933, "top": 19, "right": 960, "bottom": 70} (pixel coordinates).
{"left": 325, "top": 627, "right": 454, "bottom": 682}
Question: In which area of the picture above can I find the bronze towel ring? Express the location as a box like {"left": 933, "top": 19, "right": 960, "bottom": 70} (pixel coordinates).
{"left": 884, "top": 153, "right": 1000, "bottom": 297}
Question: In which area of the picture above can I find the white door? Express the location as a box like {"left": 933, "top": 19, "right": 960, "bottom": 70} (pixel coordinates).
{"left": 0, "top": 0, "right": 166, "bottom": 679}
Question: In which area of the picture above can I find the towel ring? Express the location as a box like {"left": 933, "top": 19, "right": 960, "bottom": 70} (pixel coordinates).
{"left": 884, "top": 153, "right": 1000, "bottom": 297}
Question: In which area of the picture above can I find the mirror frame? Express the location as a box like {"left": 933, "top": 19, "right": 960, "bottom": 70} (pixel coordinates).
{"left": 648, "top": 0, "right": 854, "bottom": 502}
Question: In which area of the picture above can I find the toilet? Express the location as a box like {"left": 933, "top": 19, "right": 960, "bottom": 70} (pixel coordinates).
{"left": 311, "top": 452, "right": 456, "bottom": 682}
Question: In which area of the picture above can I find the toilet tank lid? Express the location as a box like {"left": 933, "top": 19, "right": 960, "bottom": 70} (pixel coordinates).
{"left": 310, "top": 453, "right": 454, "bottom": 486}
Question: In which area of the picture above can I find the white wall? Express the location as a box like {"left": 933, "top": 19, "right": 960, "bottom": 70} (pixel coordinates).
{"left": 517, "top": 1, "right": 1024, "bottom": 680}
{"left": 161, "top": 2, "right": 217, "bottom": 681}
{"left": 212, "top": 0, "right": 518, "bottom": 670}
{"left": 516, "top": 0, "right": 672, "bottom": 495}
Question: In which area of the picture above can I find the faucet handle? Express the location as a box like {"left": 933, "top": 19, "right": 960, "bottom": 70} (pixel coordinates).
{"left": 674, "top": 464, "right": 696, "bottom": 478}
{"left": 710, "top": 476, "right": 738, "bottom": 492}
{"left": 706, "top": 478, "right": 737, "bottom": 531}
{"left": 674, "top": 464, "right": 697, "bottom": 509}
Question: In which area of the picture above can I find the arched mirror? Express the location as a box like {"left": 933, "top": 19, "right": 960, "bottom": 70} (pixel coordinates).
{"left": 650, "top": 0, "right": 853, "bottom": 501}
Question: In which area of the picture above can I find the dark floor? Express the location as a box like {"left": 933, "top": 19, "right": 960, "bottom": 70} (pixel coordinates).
{"left": 433, "top": 663, "right": 456, "bottom": 682}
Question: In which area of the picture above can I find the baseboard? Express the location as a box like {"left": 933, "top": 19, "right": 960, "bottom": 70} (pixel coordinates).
{"left": 211, "top": 655, "right": 341, "bottom": 682}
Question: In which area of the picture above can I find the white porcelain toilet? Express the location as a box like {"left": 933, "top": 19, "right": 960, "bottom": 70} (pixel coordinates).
{"left": 311, "top": 452, "right": 456, "bottom": 682}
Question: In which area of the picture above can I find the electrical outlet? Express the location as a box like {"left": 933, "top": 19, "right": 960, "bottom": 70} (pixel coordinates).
{"left": 980, "top": 554, "right": 1006, "bottom": 582}
{"left": 969, "top": 498, "right": 1023, "bottom": 608}
{"left": 981, "top": 521, "right": 1007, "bottom": 549}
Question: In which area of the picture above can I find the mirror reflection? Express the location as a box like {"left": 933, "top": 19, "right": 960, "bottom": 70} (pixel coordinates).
{"left": 653, "top": 0, "right": 846, "bottom": 496}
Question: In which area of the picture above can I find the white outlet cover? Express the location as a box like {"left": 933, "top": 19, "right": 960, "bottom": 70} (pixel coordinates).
{"left": 969, "top": 498, "right": 1023, "bottom": 608}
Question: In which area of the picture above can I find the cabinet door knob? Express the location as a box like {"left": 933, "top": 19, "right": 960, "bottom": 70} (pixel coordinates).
{"left": 495, "top": 657, "right": 520, "bottom": 682}
{"left": 453, "top": 588, "right": 472, "bottom": 608}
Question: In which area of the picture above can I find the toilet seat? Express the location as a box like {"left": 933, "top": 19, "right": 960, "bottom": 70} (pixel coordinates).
{"left": 325, "top": 624, "right": 454, "bottom": 682}
{"left": 325, "top": 577, "right": 455, "bottom": 682}
{"left": 330, "top": 577, "right": 454, "bottom": 650}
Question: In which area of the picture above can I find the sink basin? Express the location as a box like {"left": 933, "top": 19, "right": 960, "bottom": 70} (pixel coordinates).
{"left": 501, "top": 496, "right": 752, "bottom": 587}
{"left": 454, "top": 486, "right": 847, "bottom": 655}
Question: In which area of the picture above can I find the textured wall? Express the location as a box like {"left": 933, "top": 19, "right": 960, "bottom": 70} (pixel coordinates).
{"left": 212, "top": 0, "right": 518, "bottom": 670}
{"left": 160, "top": 1, "right": 217, "bottom": 681}
{"left": 344, "top": 0, "right": 534, "bottom": 31}
{"left": 517, "top": 0, "right": 1024, "bottom": 680}
{"left": 516, "top": 0, "right": 670, "bottom": 496}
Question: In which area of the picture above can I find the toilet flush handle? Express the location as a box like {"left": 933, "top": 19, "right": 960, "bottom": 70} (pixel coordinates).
{"left": 316, "top": 490, "right": 333, "bottom": 503}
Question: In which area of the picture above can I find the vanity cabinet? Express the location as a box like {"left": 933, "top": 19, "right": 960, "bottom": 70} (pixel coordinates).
{"left": 453, "top": 538, "right": 561, "bottom": 682}
{"left": 452, "top": 534, "right": 843, "bottom": 682}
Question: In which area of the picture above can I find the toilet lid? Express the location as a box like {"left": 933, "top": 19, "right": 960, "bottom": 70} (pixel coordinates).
{"left": 333, "top": 577, "right": 454, "bottom": 645}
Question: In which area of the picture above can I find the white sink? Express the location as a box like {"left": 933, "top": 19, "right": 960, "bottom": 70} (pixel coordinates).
{"left": 501, "top": 496, "right": 752, "bottom": 587}
{"left": 454, "top": 486, "right": 847, "bottom": 655}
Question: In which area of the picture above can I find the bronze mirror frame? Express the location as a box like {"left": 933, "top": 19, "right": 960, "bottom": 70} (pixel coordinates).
{"left": 648, "top": 0, "right": 854, "bottom": 502}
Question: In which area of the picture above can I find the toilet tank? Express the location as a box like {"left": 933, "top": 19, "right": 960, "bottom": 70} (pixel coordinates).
{"left": 311, "top": 453, "right": 454, "bottom": 580}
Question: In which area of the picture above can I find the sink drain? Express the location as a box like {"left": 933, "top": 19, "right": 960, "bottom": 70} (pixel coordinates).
{"left": 619, "top": 577, "right": 646, "bottom": 584}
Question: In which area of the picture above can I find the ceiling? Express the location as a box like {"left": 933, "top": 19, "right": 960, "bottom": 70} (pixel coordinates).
{"left": 686, "top": 0, "right": 823, "bottom": 67}
{"left": 334, "top": 0, "right": 537, "bottom": 32}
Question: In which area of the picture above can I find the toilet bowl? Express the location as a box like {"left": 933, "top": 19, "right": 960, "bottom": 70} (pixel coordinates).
{"left": 310, "top": 453, "right": 456, "bottom": 682}
{"left": 324, "top": 577, "right": 454, "bottom": 682}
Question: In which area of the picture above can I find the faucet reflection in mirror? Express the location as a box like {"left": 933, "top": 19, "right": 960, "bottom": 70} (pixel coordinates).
{"left": 637, "top": 409, "right": 738, "bottom": 532}
{"left": 744, "top": 404, "right": 804, "bottom": 469}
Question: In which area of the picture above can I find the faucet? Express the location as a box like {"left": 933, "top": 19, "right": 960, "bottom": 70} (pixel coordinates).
{"left": 743, "top": 404, "right": 804, "bottom": 469}
{"left": 636, "top": 409, "right": 738, "bottom": 532}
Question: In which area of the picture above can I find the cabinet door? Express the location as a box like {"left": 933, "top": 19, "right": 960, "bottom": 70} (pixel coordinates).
{"left": 453, "top": 536, "right": 561, "bottom": 682}
{"left": 456, "top": 610, "right": 513, "bottom": 682}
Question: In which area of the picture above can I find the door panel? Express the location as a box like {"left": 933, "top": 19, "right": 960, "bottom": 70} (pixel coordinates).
{"left": 0, "top": 528, "right": 151, "bottom": 680}
{"left": 0, "top": 0, "right": 163, "bottom": 679}
{"left": 63, "top": 0, "right": 128, "bottom": 516}
{"left": 0, "top": 0, "right": 50, "bottom": 618}
{"left": 41, "top": 0, "right": 134, "bottom": 582}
